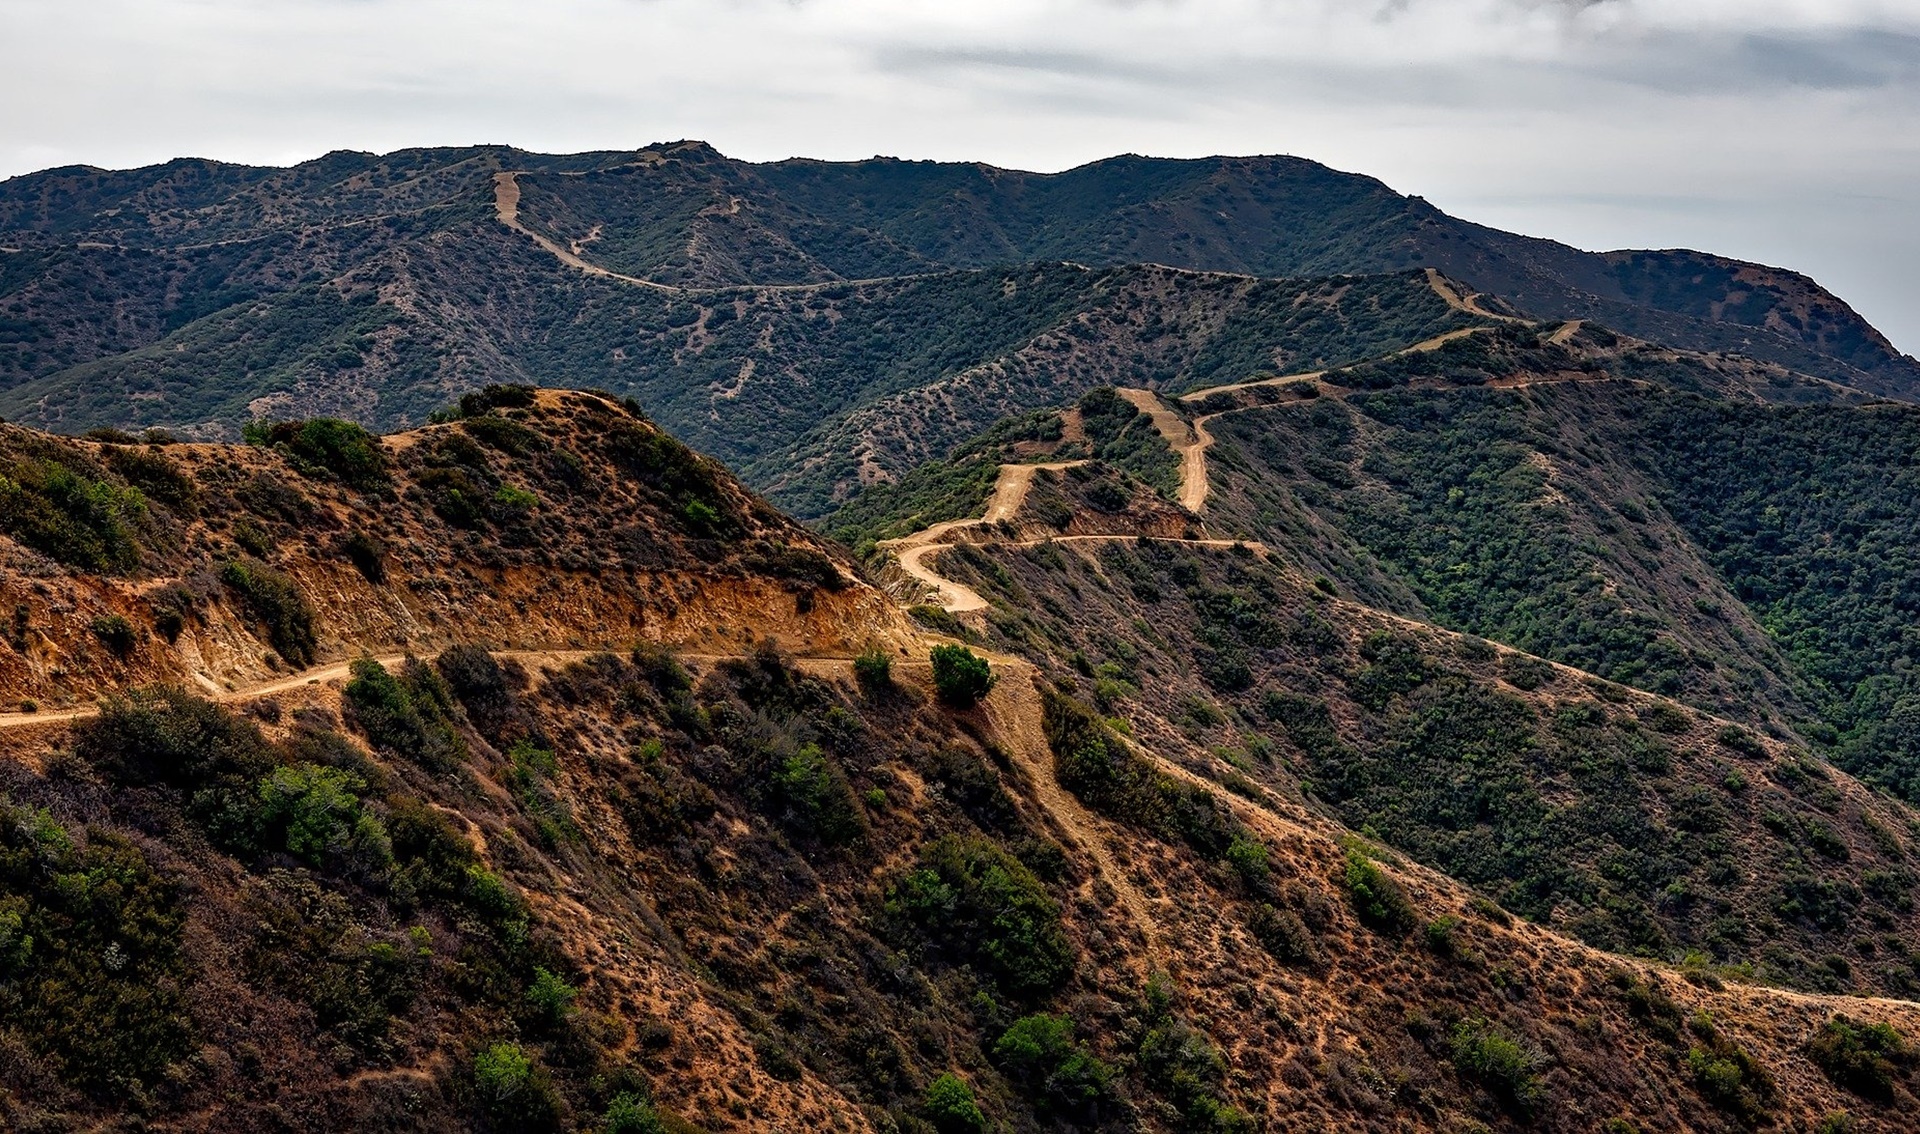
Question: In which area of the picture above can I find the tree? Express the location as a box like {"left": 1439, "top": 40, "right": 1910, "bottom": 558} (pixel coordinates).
{"left": 923, "top": 1072, "right": 987, "bottom": 1134}
{"left": 931, "top": 645, "right": 995, "bottom": 707}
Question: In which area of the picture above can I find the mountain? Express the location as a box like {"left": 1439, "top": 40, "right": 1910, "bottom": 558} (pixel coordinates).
{"left": 7, "top": 143, "right": 1920, "bottom": 1131}
{"left": 3, "top": 391, "right": 1920, "bottom": 1132}
{"left": 1, "top": 142, "right": 1915, "bottom": 522}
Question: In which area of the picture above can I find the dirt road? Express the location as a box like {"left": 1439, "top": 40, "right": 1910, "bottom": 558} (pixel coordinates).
{"left": 877, "top": 460, "right": 1087, "bottom": 613}
{"left": 493, "top": 173, "right": 673, "bottom": 292}
{"left": 0, "top": 649, "right": 617, "bottom": 733}
{"left": 1114, "top": 388, "right": 1211, "bottom": 512}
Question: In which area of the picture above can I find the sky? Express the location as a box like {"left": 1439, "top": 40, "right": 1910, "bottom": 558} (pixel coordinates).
{"left": 4, "top": 0, "right": 1919, "bottom": 351}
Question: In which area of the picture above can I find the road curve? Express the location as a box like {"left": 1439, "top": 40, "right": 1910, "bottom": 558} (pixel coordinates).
{"left": 877, "top": 460, "right": 1088, "bottom": 613}
{"left": 1114, "top": 388, "right": 1212, "bottom": 513}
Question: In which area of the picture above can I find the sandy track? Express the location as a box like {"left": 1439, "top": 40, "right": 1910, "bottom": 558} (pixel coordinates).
{"left": 894, "top": 543, "right": 992, "bottom": 613}
{"left": 1115, "top": 388, "right": 1211, "bottom": 512}
{"left": 878, "top": 460, "right": 1087, "bottom": 613}
{"left": 1424, "top": 267, "right": 1526, "bottom": 323}
{"left": 494, "top": 173, "right": 673, "bottom": 292}
{"left": 0, "top": 649, "right": 619, "bottom": 732}
{"left": 984, "top": 667, "right": 1163, "bottom": 964}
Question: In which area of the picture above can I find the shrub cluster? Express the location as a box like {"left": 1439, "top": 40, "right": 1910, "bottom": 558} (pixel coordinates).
{"left": 220, "top": 560, "right": 317, "bottom": 666}
{"left": 1808, "top": 1015, "right": 1910, "bottom": 1098}
{"left": 991, "top": 1013, "right": 1116, "bottom": 1119}
{"left": 344, "top": 656, "right": 469, "bottom": 770}
{"left": 930, "top": 644, "right": 995, "bottom": 707}
{"left": 889, "top": 835, "right": 1073, "bottom": 999}
{"left": 244, "top": 417, "right": 388, "bottom": 491}
{"left": 1042, "top": 689, "right": 1241, "bottom": 860}
{"left": 0, "top": 455, "right": 147, "bottom": 571}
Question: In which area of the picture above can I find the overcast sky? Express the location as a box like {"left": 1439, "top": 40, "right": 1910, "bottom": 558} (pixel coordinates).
{"left": 4, "top": 0, "right": 1918, "bottom": 350}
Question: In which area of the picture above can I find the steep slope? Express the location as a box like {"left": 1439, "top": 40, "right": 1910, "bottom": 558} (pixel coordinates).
{"left": 0, "top": 256, "right": 1481, "bottom": 517}
{"left": 0, "top": 386, "right": 900, "bottom": 710}
{"left": 1190, "top": 367, "right": 1920, "bottom": 804}
{"left": 935, "top": 525, "right": 1920, "bottom": 1001}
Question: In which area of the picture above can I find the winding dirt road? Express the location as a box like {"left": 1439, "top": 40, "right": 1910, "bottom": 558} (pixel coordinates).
{"left": 877, "top": 460, "right": 1087, "bottom": 613}
{"left": 494, "top": 174, "right": 672, "bottom": 291}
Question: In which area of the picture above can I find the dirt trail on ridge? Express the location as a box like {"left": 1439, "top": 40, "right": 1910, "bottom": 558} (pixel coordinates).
{"left": 984, "top": 667, "right": 1163, "bottom": 965}
{"left": 1115, "top": 388, "right": 1210, "bottom": 512}
{"left": 1424, "top": 267, "right": 1526, "bottom": 322}
{"left": 493, "top": 173, "right": 672, "bottom": 292}
{"left": 0, "top": 649, "right": 608, "bottom": 732}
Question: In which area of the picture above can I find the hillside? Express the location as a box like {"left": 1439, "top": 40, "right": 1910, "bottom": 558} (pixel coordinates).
{"left": 5, "top": 394, "right": 1920, "bottom": 1131}
{"left": 0, "top": 385, "right": 899, "bottom": 708}
{"left": 0, "top": 250, "right": 1482, "bottom": 517}
{"left": 2, "top": 142, "right": 1916, "bottom": 514}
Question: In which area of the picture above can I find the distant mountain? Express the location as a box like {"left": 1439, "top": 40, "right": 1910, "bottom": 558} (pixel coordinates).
{"left": 0, "top": 141, "right": 1914, "bottom": 513}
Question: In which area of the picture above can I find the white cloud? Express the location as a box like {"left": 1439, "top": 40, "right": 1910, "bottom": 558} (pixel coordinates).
{"left": 2, "top": 0, "right": 1918, "bottom": 348}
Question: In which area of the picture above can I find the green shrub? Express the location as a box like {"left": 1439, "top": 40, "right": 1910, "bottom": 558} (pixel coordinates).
{"left": 463, "top": 414, "right": 548, "bottom": 456}
{"left": 854, "top": 645, "right": 893, "bottom": 691}
{"left": 387, "top": 797, "right": 482, "bottom": 902}
{"left": 603, "top": 1092, "right": 666, "bottom": 1134}
{"left": 73, "top": 687, "right": 278, "bottom": 852}
{"left": 1639, "top": 702, "right": 1693, "bottom": 734}
{"left": 344, "top": 656, "right": 467, "bottom": 769}
{"left": 1343, "top": 846, "right": 1417, "bottom": 936}
{"left": 1246, "top": 903, "right": 1322, "bottom": 968}
{"left": 90, "top": 613, "right": 136, "bottom": 657}
{"left": 923, "top": 1072, "right": 987, "bottom": 1134}
{"left": 494, "top": 482, "right": 538, "bottom": 518}
{"left": 246, "top": 417, "right": 387, "bottom": 491}
{"left": 256, "top": 763, "right": 391, "bottom": 873}
{"left": 464, "top": 864, "right": 527, "bottom": 929}
{"left": 1450, "top": 1018, "right": 1547, "bottom": 1111}
{"left": 930, "top": 644, "right": 995, "bottom": 707}
{"left": 1685, "top": 1018, "right": 1777, "bottom": 1124}
{"left": 772, "top": 743, "right": 866, "bottom": 846}
{"left": 419, "top": 465, "right": 490, "bottom": 528}
{"left": 1807, "top": 1015, "right": 1909, "bottom": 1098}
{"left": 0, "top": 806, "right": 194, "bottom": 1099}
{"left": 220, "top": 560, "right": 317, "bottom": 667}
{"left": 103, "top": 445, "right": 198, "bottom": 511}
{"left": 1500, "top": 654, "right": 1556, "bottom": 691}
{"left": 525, "top": 966, "right": 578, "bottom": 1027}
{"left": 891, "top": 835, "right": 1073, "bottom": 998}
{"left": 1425, "top": 914, "right": 1464, "bottom": 957}
{"left": 1224, "top": 836, "right": 1270, "bottom": 890}
{"left": 472, "top": 1041, "right": 558, "bottom": 1130}
{"left": 0, "top": 457, "right": 146, "bottom": 571}
{"left": 1350, "top": 631, "right": 1429, "bottom": 709}
{"left": 1616, "top": 973, "right": 1685, "bottom": 1042}
{"left": 993, "top": 1014, "right": 1116, "bottom": 1118}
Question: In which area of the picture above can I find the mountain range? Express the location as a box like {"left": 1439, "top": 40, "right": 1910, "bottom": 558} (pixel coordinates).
{"left": 2, "top": 141, "right": 1915, "bottom": 517}
{"left": 3, "top": 143, "right": 1920, "bottom": 1132}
